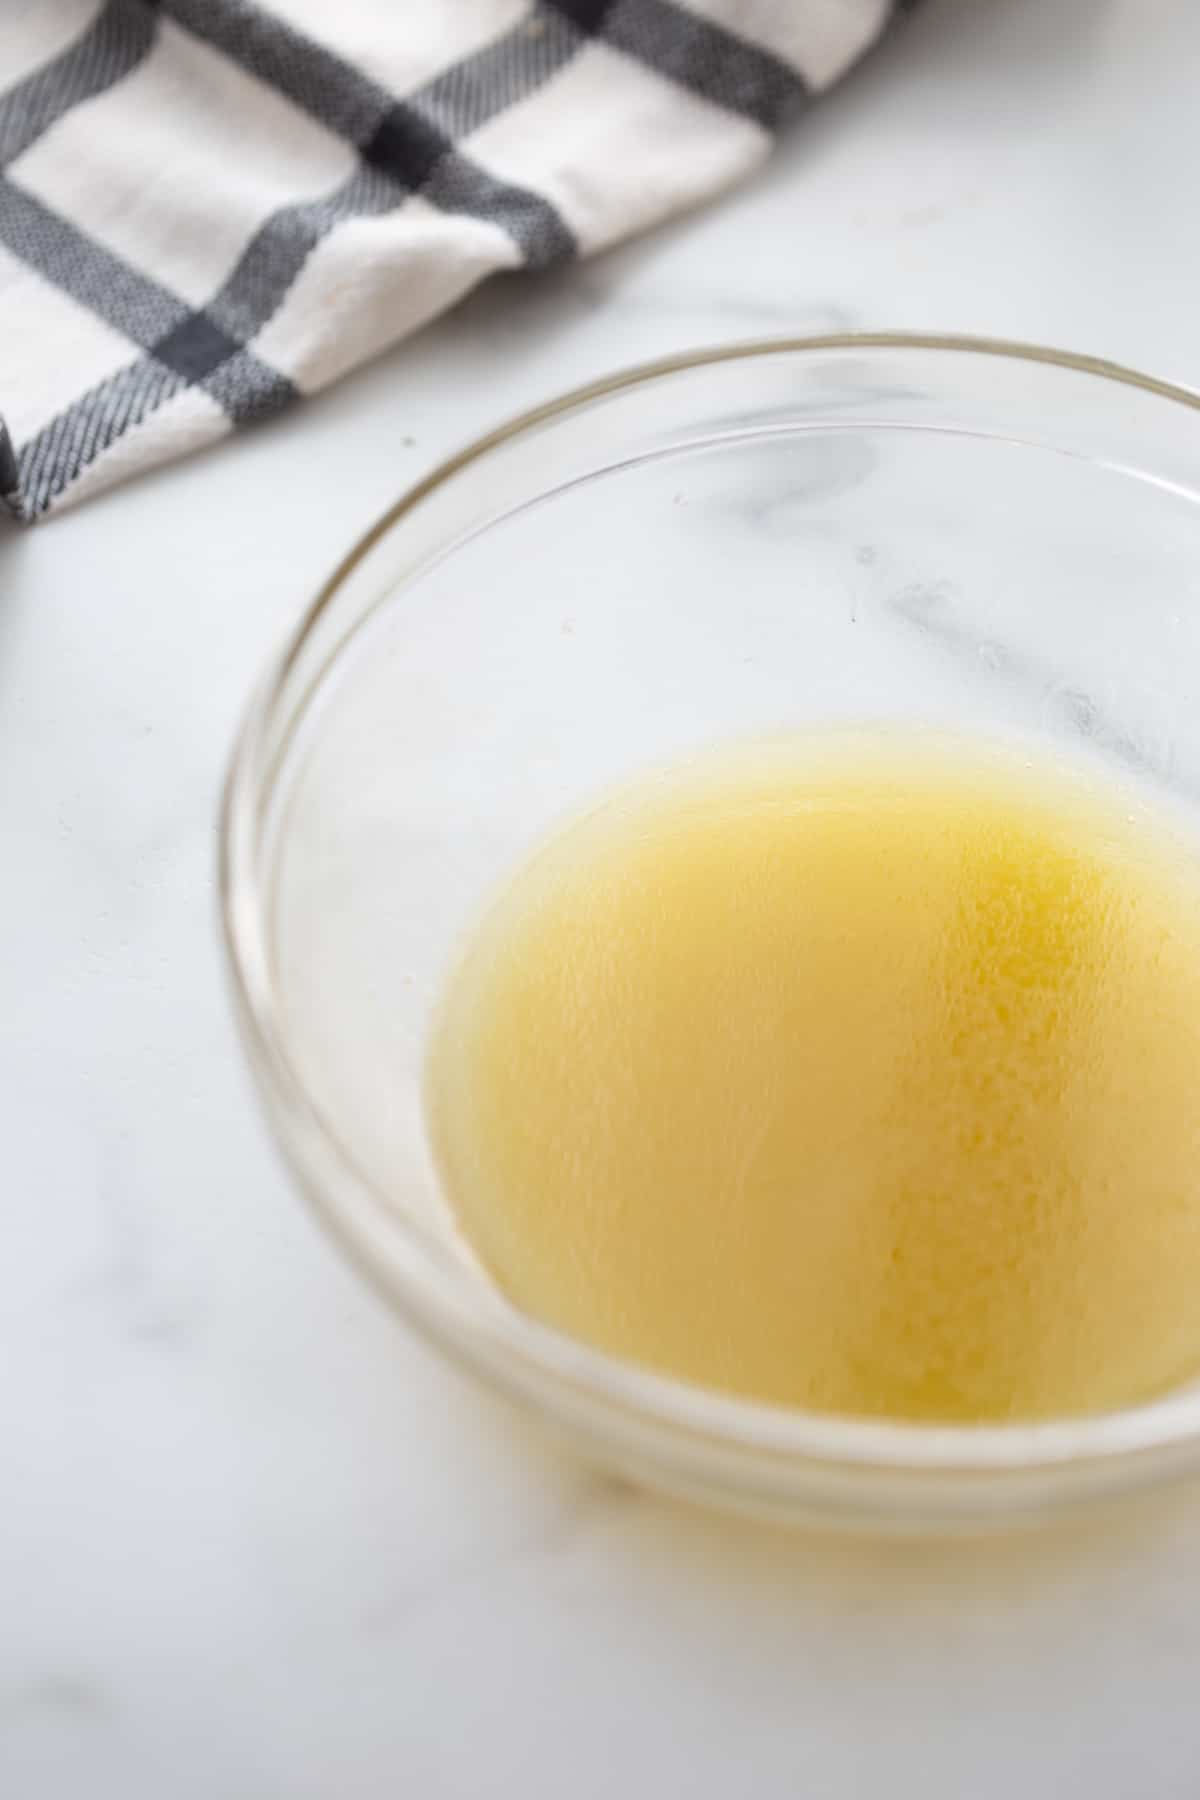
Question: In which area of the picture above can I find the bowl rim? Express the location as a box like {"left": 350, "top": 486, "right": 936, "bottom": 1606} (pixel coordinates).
{"left": 219, "top": 331, "right": 1200, "bottom": 1511}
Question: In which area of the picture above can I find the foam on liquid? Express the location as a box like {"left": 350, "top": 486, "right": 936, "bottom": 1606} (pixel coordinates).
{"left": 427, "top": 733, "right": 1200, "bottom": 1422}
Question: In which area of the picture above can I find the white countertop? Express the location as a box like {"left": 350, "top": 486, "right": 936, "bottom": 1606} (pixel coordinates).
{"left": 6, "top": 1, "right": 1200, "bottom": 1793}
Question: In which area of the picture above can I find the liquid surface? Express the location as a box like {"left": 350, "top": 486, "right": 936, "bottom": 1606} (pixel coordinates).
{"left": 427, "top": 734, "right": 1200, "bottom": 1422}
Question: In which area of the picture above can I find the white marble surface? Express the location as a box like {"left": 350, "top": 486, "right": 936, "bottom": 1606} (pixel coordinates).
{"left": 6, "top": 1, "right": 1200, "bottom": 1792}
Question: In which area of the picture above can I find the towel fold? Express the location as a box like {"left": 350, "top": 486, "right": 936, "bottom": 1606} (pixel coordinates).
{"left": 0, "top": 0, "right": 914, "bottom": 519}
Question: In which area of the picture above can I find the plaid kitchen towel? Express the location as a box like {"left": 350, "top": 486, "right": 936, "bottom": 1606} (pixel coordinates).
{"left": 0, "top": 0, "right": 916, "bottom": 522}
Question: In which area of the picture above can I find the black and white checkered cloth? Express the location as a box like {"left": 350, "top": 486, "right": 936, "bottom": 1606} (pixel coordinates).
{"left": 1, "top": 0, "right": 915, "bottom": 522}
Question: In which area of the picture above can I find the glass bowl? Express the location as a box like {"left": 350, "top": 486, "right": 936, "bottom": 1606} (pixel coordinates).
{"left": 220, "top": 334, "right": 1200, "bottom": 1531}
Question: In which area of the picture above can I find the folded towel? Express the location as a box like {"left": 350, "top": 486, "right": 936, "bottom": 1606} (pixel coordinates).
{"left": 0, "top": 0, "right": 914, "bottom": 520}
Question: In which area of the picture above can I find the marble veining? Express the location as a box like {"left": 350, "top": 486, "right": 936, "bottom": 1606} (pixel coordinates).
{"left": 1, "top": 1675, "right": 110, "bottom": 1720}
{"left": 890, "top": 578, "right": 1185, "bottom": 790}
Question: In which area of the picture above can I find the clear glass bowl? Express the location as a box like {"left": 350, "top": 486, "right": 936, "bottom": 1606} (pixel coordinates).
{"left": 221, "top": 335, "right": 1200, "bottom": 1531}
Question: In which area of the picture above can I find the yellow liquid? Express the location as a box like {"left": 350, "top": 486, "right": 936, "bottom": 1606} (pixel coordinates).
{"left": 427, "top": 734, "right": 1200, "bottom": 1422}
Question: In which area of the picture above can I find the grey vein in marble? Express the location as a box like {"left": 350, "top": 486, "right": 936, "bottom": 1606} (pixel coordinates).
{"left": 889, "top": 579, "right": 1185, "bottom": 792}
